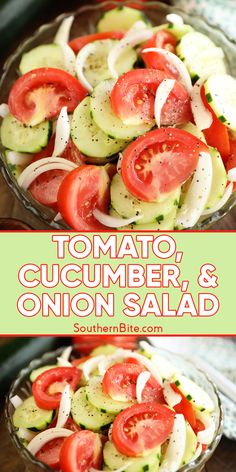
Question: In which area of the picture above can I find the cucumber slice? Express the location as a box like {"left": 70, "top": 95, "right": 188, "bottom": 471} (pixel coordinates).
{"left": 110, "top": 207, "right": 177, "bottom": 231}
{"left": 87, "top": 376, "right": 134, "bottom": 414}
{"left": 5, "top": 151, "right": 24, "bottom": 179}
{"left": 90, "top": 345, "right": 118, "bottom": 357}
{"left": 19, "top": 44, "right": 64, "bottom": 75}
{"left": 180, "top": 122, "right": 206, "bottom": 143}
{"left": 110, "top": 173, "right": 180, "bottom": 224}
{"left": 104, "top": 441, "right": 161, "bottom": 472}
{"left": 153, "top": 23, "right": 193, "bottom": 40}
{"left": 79, "top": 39, "right": 137, "bottom": 89}
{"left": 173, "top": 374, "right": 214, "bottom": 412}
{"left": 13, "top": 396, "right": 53, "bottom": 430}
{"left": 1, "top": 114, "right": 51, "bottom": 153}
{"left": 204, "top": 74, "right": 236, "bottom": 131}
{"left": 71, "top": 387, "right": 114, "bottom": 430}
{"left": 177, "top": 32, "right": 226, "bottom": 79}
{"left": 206, "top": 147, "right": 227, "bottom": 209}
{"left": 91, "top": 80, "right": 153, "bottom": 140}
{"left": 29, "top": 365, "right": 57, "bottom": 383}
{"left": 97, "top": 7, "right": 151, "bottom": 32}
{"left": 71, "top": 97, "right": 127, "bottom": 158}
{"left": 182, "top": 422, "right": 198, "bottom": 466}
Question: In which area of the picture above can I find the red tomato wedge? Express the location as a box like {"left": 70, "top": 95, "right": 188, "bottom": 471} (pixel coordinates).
{"left": 112, "top": 402, "right": 175, "bottom": 457}
{"left": 32, "top": 367, "right": 82, "bottom": 410}
{"left": 171, "top": 383, "right": 196, "bottom": 430}
{"left": 102, "top": 362, "right": 164, "bottom": 403}
{"left": 111, "top": 69, "right": 191, "bottom": 126}
{"left": 8, "top": 68, "right": 87, "bottom": 126}
{"left": 36, "top": 438, "right": 65, "bottom": 470}
{"left": 201, "top": 87, "right": 230, "bottom": 160}
{"left": 57, "top": 165, "right": 110, "bottom": 231}
{"left": 121, "top": 128, "right": 208, "bottom": 201}
{"left": 226, "top": 139, "right": 236, "bottom": 189}
{"left": 60, "top": 431, "right": 103, "bottom": 472}
{"left": 141, "top": 30, "right": 178, "bottom": 77}
{"left": 69, "top": 31, "right": 124, "bottom": 54}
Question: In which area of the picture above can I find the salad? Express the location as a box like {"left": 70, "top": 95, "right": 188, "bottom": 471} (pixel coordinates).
{"left": 1, "top": 6, "right": 236, "bottom": 230}
{"left": 10, "top": 342, "right": 218, "bottom": 472}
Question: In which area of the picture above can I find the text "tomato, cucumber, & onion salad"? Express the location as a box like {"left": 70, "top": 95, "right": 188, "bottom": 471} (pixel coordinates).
{"left": 10, "top": 342, "right": 218, "bottom": 472}
{"left": 1, "top": 6, "right": 236, "bottom": 230}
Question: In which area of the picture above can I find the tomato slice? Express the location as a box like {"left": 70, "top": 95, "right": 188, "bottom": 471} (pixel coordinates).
{"left": 32, "top": 367, "right": 82, "bottom": 410}
{"left": 112, "top": 402, "right": 175, "bottom": 457}
{"left": 141, "top": 30, "right": 178, "bottom": 77}
{"left": 8, "top": 68, "right": 87, "bottom": 126}
{"left": 57, "top": 165, "right": 110, "bottom": 231}
{"left": 111, "top": 69, "right": 191, "bottom": 126}
{"left": 36, "top": 437, "right": 65, "bottom": 469}
{"left": 60, "top": 431, "right": 103, "bottom": 472}
{"left": 69, "top": 31, "right": 124, "bottom": 54}
{"left": 121, "top": 128, "right": 208, "bottom": 201}
{"left": 201, "top": 87, "right": 230, "bottom": 160}
{"left": 102, "top": 362, "right": 164, "bottom": 403}
{"left": 226, "top": 139, "right": 236, "bottom": 189}
{"left": 171, "top": 383, "right": 196, "bottom": 430}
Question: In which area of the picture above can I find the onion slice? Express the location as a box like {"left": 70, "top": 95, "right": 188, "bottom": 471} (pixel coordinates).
{"left": 54, "top": 16, "right": 74, "bottom": 44}
{"left": 52, "top": 107, "right": 71, "bottom": 157}
{"left": 54, "top": 212, "right": 63, "bottom": 222}
{"left": 18, "top": 157, "right": 78, "bottom": 190}
{"left": 58, "top": 41, "right": 76, "bottom": 76}
{"left": 76, "top": 43, "right": 97, "bottom": 93}
{"left": 56, "top": 384, "right": 72, "bottom": 428}
{"left": 191, "top": 77, "right": 213, "bottom": 130}
{"left": 166, "top": 14, "right": 184, "bottom": 27}
{"left": 159, "top": 414, "right": 186, "bottom": 472}
{"left": 154, "top": 78, "right": 175, "bottom": 127}
{"left": 10, "top": 395, "right": 23, "bottom": 408}
{"left": 191, "top": 444, "right": 202, "bottom": 461}
{"left": 93, "top": 209, "right": 142, "bottom": 228}
{"left": 82, "top": 355, "right": 106, "bottom": 381}
{"left": 139, "top": 341, "right": 179, "bottom": 380}
{"left": 142, "top": 47, "right": 192, "bottom": 94}
{"left": 98, "top": 349, "right": 126, "bottom": 376}
{"left": 117, "top": 153, "right": 123, "bottom": 175}
{"left": 27, "top": 428, "right": 73, "bottom": 455}
{"left": 0, "top": 103, "right": 9, "bottom": 118}
{"left": 60, "top": 346, "right": 73, "bottom": 362}
{"left": 196, "top": 411, "right": 216, "bottom": 445}
{"left": 163, "top": 380, "right": 182, "bottom": 407}
{"left": 57, "top": 357, "right": 72, "bottom": 367}
{"left": 202, "top": 182, "right": 234, "bottom": 216}
{"left": 136, "top": 371, "right": 151, "bottom": 403}
{"left": 227, "top": 167, "right": 236, "bottom": 182}
{"left": 108, "top": 26, "right": 153, "bottom": 80}
{"left": 176, "top": 152, "right": 213, "bottom": 228}
{"left": 17, "top": 428, "right": 38, "bottom": 442}
{"left": 6, "top": 151, "right": 33, "bottom": 167}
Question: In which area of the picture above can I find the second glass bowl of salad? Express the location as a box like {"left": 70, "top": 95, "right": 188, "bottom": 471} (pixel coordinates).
{"left": 0, "top": 1, "right": 236, "bottom": 230}
{"left": 5, "top": 342, "right": 223, "bottom": 472}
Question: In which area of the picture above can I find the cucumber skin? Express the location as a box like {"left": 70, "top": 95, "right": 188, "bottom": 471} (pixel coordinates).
{"left": 71, "top": 387, "right": 115, "bottom": 431}
{"left": 19, "top": 44, "right": 64, "bottom": 75}
{"left": 13, "top": 396, "right": 53, "bottom": 431}
{"left": 1, "top": 115, "right": 52, "bottom": 153}
{"left": 97, "top": 7, "right": 151, "bottom": 33}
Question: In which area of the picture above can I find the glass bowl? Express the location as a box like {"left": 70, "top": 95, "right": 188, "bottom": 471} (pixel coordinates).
{"left": 5, "top": 343, "right": 223, "bottom": 472}
{"left": 0, "top": 1, "right": 235, "bottom": 230}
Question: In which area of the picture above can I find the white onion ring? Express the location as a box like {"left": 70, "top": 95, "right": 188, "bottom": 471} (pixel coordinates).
{"left": 18, "top": 157, "right": 77, "bottom": 190}
{"left": 143, "top": 47, "right": 192, "bottom": 94}
{"left": 27, "top": 428, "right": 73, "bottom": 455}
{"left": 154, "top": 78, "right": 175, "bottom": 127}
{"left": 82, "top": 355, "right": 106, "bottom": 382}
{"left": 54, "top": 16, "right": 74, "bottom": 44}
{"left": 191, "top": 77, "right": 213, "bottom": 130}
{"left": 159, "top": 414, "right": 186, "bottom": 472}
{"left": 76, "top": 43, "right": 97, "bottom": 93}
{"left": 10, "top": 395, "right": 23, "bottom": 408}
{"left": 52, "top": 107, "right": 71, "bottom": 157}
{"left": 166, "top": 14, "right": 184, "bottom": 27}
{"left": 6, "top": 151, "right": 33, "bottom": 166}
{"left": 196, "top": 411, "right": 216, "bottom": 445}
{"left": 0, "top": 103, "right": 9, "bottom": 118}
{"left": 56, "top": 384, "right": 72, "bottom": 428}
{"left": 202, "top": 182, "right": 234, "bottom": 216}
{"left": 163, "top": 380, "right": 182, "bottom": 407}
{"left": 58, "top": 41, "right": 76, "bottom": 76}
{"left": 136, "top": 371, "right": 151, "bottom": 403}
{"left": 227, "top": 167, "right": 236, "bottom": 182}
{"left": 93, "top": 209, "right": 142, "bottom": 228}
{"left": 60, "top": 346, "right": 73, "bottom": 362}
{"left": 17, "top": 428, "right": 38, "bottom": 442}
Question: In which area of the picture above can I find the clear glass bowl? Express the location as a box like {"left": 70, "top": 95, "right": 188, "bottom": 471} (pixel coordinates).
{"left": 0, "top": 0, "right": 235, "bottom": 230}
{"left": 5, "top": 344, "right": 223, "bottom": 472}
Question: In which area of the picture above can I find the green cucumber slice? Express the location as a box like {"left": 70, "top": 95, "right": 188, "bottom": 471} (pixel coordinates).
{"left": 87, "top": 376, "right": 134, "bottom": 414}
{"left": 97, "top": 7, "right": 151, "bottom": 32}
{"left": 180, "top": 122, "right": 206, "bottom": 143}
{"left": 110, "top": 207, "right": 177, "bottom": 231}
{"left": 204, "top": 74, "right": 236, "bottom": 131}
{"left": 19, "top": 44, "right": 64, "bottom": 75}
{"left": 71, "top": 387, "right": 114, "bottom": 430}
{"left": 206, "top": 147, "right": 227, "bottom": 209}
{"left": 79, "top": 39, "right": 137, "bottom": 89}
{"left": 110, "top": 173, "right": 180, "bottom": 224}
{"left": 90, "top": 345, "right": 118, "bottom": 357}
{"left": 104, "top": 441, "right": 161, "bottom": 472}
{"left": 91, "top": 80, "right": 153, "bottom": 140}
{"left": 153, "top": 23, "right": 193, "bottom": 40}
{"left": 173, "top": 374, "right": 214, "bottom": 412}
{"left": 29, "top": 365, "right": 57, "bottom": 383}
{"left": 177, "top": 32, "right": 226, "bottom": 79}
{"left": 71, "top": 97, "right": 127, "bottom": 159}
{"left": 182, "top": 422, "right": 198, "bottom": 466}
{"left": 1, "top": 114, "right": 51, "bottom": 153}
{"left": 13, "top": 396, "right": 53, "bottom": 430}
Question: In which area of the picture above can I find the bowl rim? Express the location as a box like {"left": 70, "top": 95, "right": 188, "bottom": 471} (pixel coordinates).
{"left": 0, "top": 0, "right": 236, "bottom": 230}
{"left": 5, "top": 341, "right": 224, "bottom": 472}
